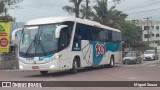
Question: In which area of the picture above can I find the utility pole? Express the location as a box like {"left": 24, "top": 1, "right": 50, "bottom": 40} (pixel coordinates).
{"left": 150, "top": 21, "right": 153, "bottom": 41}
{"left": 86, "top": 0, "right": 89, "bottom": 19}
{"left": 144, "top": 17, "right": 152, "bottom": 49}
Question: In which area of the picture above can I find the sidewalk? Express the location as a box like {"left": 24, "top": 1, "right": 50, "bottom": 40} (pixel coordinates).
{"left": 0, "top": 54, "right": 19, "bottom": 70}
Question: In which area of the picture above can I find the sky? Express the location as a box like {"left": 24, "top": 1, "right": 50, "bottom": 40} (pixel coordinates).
{"left": 7, "top": 0, "right": 160, "bottom": 22}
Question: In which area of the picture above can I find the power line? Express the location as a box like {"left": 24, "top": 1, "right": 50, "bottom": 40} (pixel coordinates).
{"left": 122, "top": 2, "right": 160, "bottom": 12}
{"left": 125, "top": 7, "right": 160, "bottom": 14}
{"left": 119, "top": 0, "right": 160, "bottom": 11}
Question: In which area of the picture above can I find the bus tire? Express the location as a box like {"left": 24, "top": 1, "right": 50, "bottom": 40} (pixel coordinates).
{"left": 107, "top": 56, "right": 114, "bottom": 68}
{"left": 70, "top": 58, "right": 78, "bottom": 74}
{"left": 40, "top": 71, "right": 48, "bottom": 75}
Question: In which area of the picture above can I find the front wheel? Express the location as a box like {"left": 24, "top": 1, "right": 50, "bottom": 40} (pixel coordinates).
{"left": 70, "top": 59, "right": 78, "bottom": 74}
{"left": 40, "top": 71, "right": 48, "bottom": 75}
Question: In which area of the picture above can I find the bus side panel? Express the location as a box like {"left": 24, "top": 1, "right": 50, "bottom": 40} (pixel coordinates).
{"left": 59, "top": 48, "right": 73, "bottom": 70}
{"left": 81, "top": 40, "right": 93, "bottom": 67}
{"left": 113, "top": 51, "right": 122, "bottom": 64}
{"left": 59, "top": 48, "right": 83, "bottom": 70}
{"left": 88, "top": 41, "right": 122, "bottom": 66}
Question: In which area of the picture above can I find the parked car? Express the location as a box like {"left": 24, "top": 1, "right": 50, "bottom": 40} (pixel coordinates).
{"left": 143, "top": 50, "right": 158, "bottom": 60}
{"left": 123, "top": 51, "right": 142, "bottom": 64}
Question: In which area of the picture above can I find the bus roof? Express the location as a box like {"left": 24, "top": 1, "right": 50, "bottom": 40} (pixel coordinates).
{"left": 25, "top": 17, "right": 121, "bottom": 32}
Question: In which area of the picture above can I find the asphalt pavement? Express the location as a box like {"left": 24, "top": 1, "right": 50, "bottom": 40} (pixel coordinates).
{"left": 1, "top": 54, "right": 160, "bottom": 90}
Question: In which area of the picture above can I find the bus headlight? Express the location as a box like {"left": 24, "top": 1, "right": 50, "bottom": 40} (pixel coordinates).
{"left": 50, "top": 65, "right": 55, "bottom": 69}
{"left": 54, "top": 53, "right": 61, "bottom": 59}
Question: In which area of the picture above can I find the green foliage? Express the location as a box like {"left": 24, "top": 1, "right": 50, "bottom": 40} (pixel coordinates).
{"left": 4, "top": 0, "right": 23, "bottom": 5}
{"left": 63, "top": 0, "right": 83, "bottom": 18}
{"left": 0, "top": 16, "right": 15, "bottom": 22}
{"left": 0, "top": 1, "right": 5, "bottom": 14}
{"left": 0, "top": 0, "right": 23, "bottom": 22}
{"left": 91, "top": 0, "right": 127, "bottom": 29}
{"left": 120, "top": 21, "right": 142, "bottom": 44}
{"left": 0, "top": 0, "right": 23, "bottom": 14}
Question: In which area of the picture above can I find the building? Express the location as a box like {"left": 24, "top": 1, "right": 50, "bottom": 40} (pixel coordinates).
{"left": 136, "top": 20, "right": 160, "bottom": 49}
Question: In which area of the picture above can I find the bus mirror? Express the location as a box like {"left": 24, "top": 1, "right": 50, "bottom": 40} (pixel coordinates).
{"left": 12, "top": 28, "right": 23, "bottom": 41}
{"left": 55, "top": 25, "right": 68, "bottom": 38}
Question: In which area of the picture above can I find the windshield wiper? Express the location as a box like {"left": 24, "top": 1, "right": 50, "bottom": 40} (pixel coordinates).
{"left": 25, "top": 36, "right": 36, "bottom": 56}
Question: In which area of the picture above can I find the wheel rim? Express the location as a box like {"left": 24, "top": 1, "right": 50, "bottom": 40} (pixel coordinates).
{"left": 74, "top": 61, "right": 78, "bottom": 69}
{"left": 111, "top": 58, "right": 114, "bottom": 66}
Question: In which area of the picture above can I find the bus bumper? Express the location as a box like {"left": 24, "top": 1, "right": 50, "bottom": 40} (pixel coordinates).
{"left": 18, "top": 60, "right": 60, "bottom": 71}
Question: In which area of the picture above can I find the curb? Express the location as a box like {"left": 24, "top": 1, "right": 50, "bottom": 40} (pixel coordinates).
{"left": 0, "top": 69, "right": 20, "bottom": 72}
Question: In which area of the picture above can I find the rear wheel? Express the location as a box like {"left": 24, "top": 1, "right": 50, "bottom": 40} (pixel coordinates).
{"left": 139, "top": 60, "right": 142, "bottom": 64}
{"left": 107, "top": 56, "right": 114, "bottom": 68}
{"left": 70, "top": 58, "right": 78, "bottom": 74}
{"left": 40, "top": 71, "right": 48, "bottom": 75}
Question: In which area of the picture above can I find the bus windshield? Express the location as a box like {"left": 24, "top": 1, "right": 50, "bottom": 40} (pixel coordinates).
{"left": 20, "top": 24, "right": 60, "bottom": 57}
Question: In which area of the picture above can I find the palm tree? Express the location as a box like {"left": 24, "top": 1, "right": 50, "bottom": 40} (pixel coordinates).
{"left": 79, "top": 1, "right": 93, "bottom": 19}
{"left": 91, "top": 0, "right": 127, "bottom": 29}
{"left": 63, "top": 0, "right": 83, "bottom": 18}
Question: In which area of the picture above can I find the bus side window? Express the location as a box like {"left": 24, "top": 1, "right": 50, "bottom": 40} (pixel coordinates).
{"left": 62, "top": 21, "right": 74, "bottom": 43}
{"left": 59, "top": 28, "right": 68, "bottom": 50}
{"left": 108, "top": 30, "right": 112, "bottom": 42}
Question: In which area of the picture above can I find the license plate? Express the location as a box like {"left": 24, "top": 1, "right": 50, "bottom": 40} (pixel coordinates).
{"left": 32, "top": 66, "right": 39, "bottom": 69}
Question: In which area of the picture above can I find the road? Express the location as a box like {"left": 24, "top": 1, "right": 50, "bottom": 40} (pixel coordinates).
{"left": 0, "top": 59, "right": 160, "bottom": 90}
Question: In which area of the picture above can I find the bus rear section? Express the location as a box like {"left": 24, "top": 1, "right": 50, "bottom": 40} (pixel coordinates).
{"left": 72, "top": 22, "right": 122, "bottom": 68}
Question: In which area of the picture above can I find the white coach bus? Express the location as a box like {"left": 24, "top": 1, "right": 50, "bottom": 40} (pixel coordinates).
{"left": 12, "top": 17, "right": 123, "bottom": 75}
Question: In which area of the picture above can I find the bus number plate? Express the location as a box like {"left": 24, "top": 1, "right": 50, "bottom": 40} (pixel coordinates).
{"left": 32, "top": 66, "right": 39, "bottom": 69}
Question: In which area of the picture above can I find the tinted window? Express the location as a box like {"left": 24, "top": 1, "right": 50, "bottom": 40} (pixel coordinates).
{"left": 59, "top": 21, "right": 74, "bottom": 51}
{"left": 74, "top": 23, "right": 121, "bottom": 42}
{"left": 112, "top": 31, "right": 122, "bottom": 43}
{"left": 99, "top": 28, "right": 108, "bottom": 42}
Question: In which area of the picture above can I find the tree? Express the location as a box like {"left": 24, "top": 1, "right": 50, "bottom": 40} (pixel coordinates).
{"left": 91, "top": 0, "right": 127, "bottom": 29}
{"left": 0, "top": 1, "right": 5, "bottom": 14}
{"left": 63, "top": 0, "right": 124, "bottom": 19}
{"left": 63, "top": 0, "right": 83, "bottom": 18}
{"left": 0, "top": 0, "right": 23, "bottom": 15}
{"left": 0, "top": 0, "right": 23, "bottom": 22}
{"left": 120, "top": 21, "right": 142, "bottom": 44}
{"left": 112, "top": 0, "right": 124, "bottom": 5}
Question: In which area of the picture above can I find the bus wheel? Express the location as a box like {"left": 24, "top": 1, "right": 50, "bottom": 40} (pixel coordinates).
{"left": 70, "top": 59, "right": 78, "bottom": 74}
{"left": 107, "top": 56, "right": 114, "bottom": 68}
{"left": 40, "top": 71, "right": 48, "bottom": 75}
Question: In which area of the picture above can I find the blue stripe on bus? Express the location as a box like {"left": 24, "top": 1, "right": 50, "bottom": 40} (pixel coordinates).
{"left": 38, "top": 54, "right": 54, "bottom": 61}
{"left": 89, "top": 41, "right": 119, "bottom": 65}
